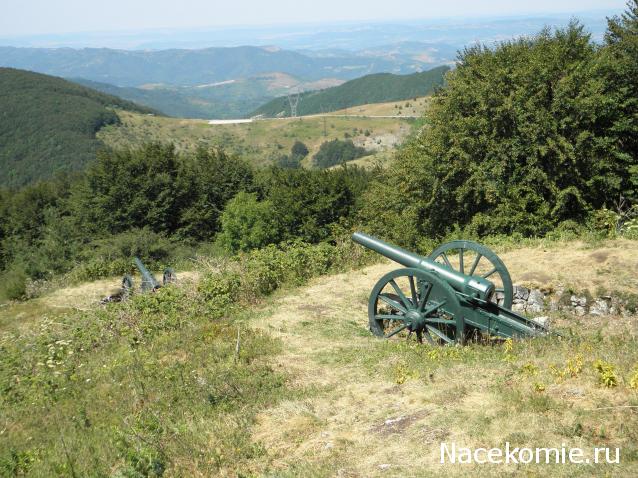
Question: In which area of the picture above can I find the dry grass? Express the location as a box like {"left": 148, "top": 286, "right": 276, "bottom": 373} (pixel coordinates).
{"left": 0, "top": 270, "right": 199, "bottom": 334}
{"left": 242, "top": 240, "right": 638, "bottom": 477}
{"left": 498, "top": 239, "right": 638, "bottom": 294}
{"left": 326, "top": 96, "right": 431, "bottom": 117}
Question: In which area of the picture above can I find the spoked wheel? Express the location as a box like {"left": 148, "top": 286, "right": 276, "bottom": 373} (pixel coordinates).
{"left": 122, "top": 274, "right": 134, "bottom": 291}
{"left": 368, "top": 268, "right": 465, "bottom": 345}
{"left": 163, "top": 268, "right": 177, "bottom": 285}
{"left": 429, "top": 240, "right": 513, "bottom": 309}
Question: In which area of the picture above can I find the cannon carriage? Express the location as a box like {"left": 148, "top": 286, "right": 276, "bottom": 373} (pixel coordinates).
{"left": 352, "top": 232, "right": 547, "bottom": 345}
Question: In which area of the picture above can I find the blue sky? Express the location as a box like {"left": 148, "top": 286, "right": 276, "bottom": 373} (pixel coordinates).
{"left": 1, "top": 0, "right": 628, "bottom": 36}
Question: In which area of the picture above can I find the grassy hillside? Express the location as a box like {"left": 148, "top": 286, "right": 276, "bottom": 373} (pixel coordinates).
{"left": 251, "top": 66, "right": 449, "bottom": 117}
{"left": 0, "top": 68, "right": 155, "bottom": 187}
{"left": 98, "top": 110, "right": 414, "bottom": 168}
{"left": 2, "top": 237, "right": 637, "bottom": 476}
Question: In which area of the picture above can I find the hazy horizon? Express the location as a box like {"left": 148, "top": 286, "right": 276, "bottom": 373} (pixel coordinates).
{"left": 1, "top": 0, "right": 626, "bottom": 38}
{"left": 0, "top": 7, "right": 626, "bottom": 51}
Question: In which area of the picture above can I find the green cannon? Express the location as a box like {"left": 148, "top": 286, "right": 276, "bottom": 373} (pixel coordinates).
{"left": 352, "top": 232, "right": 548, "bottom": 345}
{"left": 133, "top": 257, "right": 177, "bottom": 292}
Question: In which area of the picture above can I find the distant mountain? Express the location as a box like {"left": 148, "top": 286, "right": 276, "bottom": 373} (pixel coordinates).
{"left": 0, "top": 68, "right": 154, "bottom": 187}
{"left": 252, "top": 66, "right": 449, "bottom": 118}
{"left": 0, "top": 45, "right": 432, "bottom": 88}
{"left": 72, "top": 74, "right": 345, "bottom": 119}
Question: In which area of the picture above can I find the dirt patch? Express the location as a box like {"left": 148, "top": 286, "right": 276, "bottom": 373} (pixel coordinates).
{"left": 518, "top": 271, "right": 552, "bottom": 284}
{"left": 371, "top": 409, "right": 432, "bottom": 436}
{"left": 590, "top": 251, "right": 610, "bottom": 263}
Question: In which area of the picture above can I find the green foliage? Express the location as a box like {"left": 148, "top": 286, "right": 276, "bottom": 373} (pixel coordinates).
{"left": 274, "top": 141, "right": 309, "bottom": 169}
{"left": 257, "top": 166, "right": 371, "bottom": 244}
{"left": 0, "top": 68, "right": 154, "bottom": 187}
{"left": 313, "top": 139, "right": 368, "bottom": 169}
{"left": 361, "top": 19, "right": 638, "bottom": 245}
{"left": 0, "top": 265, "right": 28, "bottom": 301}
{"left": 71, "top": 144, "right": 254, "bottom": 240}
{"left": 0, "top": 142, "right": 372, "bottom": 296}
{"left": 291, "top": 140, "right": 309, "bottom": 159}
{"left": 252, "top": 66, "right": 449, "bottom": 117}
{"left": 217, "top": 192, "right": 278, "bottom": 253}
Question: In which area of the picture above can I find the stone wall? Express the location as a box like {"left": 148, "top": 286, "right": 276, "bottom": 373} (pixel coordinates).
{"left": 511, "top": 285, "right": 632, "bottom": 317}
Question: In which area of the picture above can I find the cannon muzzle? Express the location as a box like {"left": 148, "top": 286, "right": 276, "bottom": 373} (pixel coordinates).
{"left": 352, "top": 232, "right": 494, "bottom": 302}
{"left": 134, "top": 257, "right": 161, "bottom": 292}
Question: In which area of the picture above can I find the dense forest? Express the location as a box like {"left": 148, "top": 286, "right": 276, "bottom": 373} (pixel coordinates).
{"left": 0, "top": 68, "right": 155, "bottom": 187}
{"left": 0, "top": 144, "right": 370, "bottom": 299}
{"left": 251, "top": 67, "right": 449, "bottom": 117}
{"left": 1, "top": 4, "right": 637, "bottom": 300}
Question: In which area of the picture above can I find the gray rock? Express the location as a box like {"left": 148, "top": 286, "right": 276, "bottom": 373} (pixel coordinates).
{"left": 574, "top": 306, "right": 587, "bottom": 316}
{"left": 571, "top": 295, "right": 587, "bottom": 307}
{"left": 528, "top": 289, "right": 545, "bottom": 306}
{"left": 512, "top": 302, "right": 526, "bottom": 313}
{"left": 514, "top": 285, "right": 530, "bottom": 301}
{"left": 590, "top": 298, "right": 611, "bottom": 316}
{"left": 527, "top": 303, "right": 544, "bottom": 314}
{"left": 533, "top": 316, "right": 550, "bottom": 328}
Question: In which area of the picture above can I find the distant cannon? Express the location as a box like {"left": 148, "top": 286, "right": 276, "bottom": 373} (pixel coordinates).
{"left": 101, "top": 259, "right": 177, "bottom": 304}
{"left": 352, "top": 232, "right": 548, "bottom": 345}
{"left": 134, "top": 257, "right": 161, "bottom": 292}
{"left": 133, "top": 257, "right": 177, "bottom": 291}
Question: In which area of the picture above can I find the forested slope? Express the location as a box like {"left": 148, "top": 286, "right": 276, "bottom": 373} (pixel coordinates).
{"left": 251, "top": 66, "right": 449, "bottom": 117}
{"left": 0, "top": 68, "right": 154, "bottom": 187}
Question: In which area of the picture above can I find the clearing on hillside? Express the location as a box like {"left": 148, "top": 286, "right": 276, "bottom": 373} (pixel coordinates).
{"left": 98, "top": 109, "right": 415, "bottom": 169}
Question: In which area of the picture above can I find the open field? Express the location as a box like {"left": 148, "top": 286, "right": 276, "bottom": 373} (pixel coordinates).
{"left": 2, "top": 237, "right": 637, "bottom": 476}
{"left": 99, "top": 110, "right": 415, "bottom": 168}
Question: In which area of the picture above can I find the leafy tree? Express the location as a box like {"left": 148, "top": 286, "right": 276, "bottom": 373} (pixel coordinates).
{"left": 596, "top": 0, "right": 638, "bottom": 202}
{"left": 217, "top": 192, "right": 278, "bottom": 252}
{"left": 361, "top": 21, "right": 638, "bottom": 245}
{"left": 291, "top": 140, "right": 309, "bottom": 159}
{"left": 73, "top": 143, "right": 183, "bottom": 236}
{"left": 259, "top": 166, "right": 371, "bottom": 243}
{"left": 275, "top": 154, "right": 301, "bottom": 169}
{"left": 313, "top": 139, "right": 368, "bottom": 169}
{"left": 176, "top": 147, "right": 255, "bottom": 240}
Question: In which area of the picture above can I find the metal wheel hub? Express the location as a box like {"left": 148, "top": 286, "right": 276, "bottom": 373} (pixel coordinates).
{"left": 405, "top": 310, "right": 427, "bottom": 332}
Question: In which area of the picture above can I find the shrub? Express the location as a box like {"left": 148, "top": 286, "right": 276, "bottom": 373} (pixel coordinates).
{"left": 198, "top": 271, "right": 241, "bottom": 318}
{"left": 0, "top": 266, "right": 28, "bottom": 301}
{"left": 360, "top": 20, "right": 638, "bottom": 245}
{"left": 312, "top": 139, "right": 368, "bottom": 169}
{"left": 217, "top": 192, "right": 279, "bottom": 253}
{"left": 290, "top": 140, "right": 309, "bottom": 159}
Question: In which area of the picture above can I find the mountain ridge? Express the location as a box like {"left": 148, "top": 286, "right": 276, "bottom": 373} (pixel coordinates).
{"left": 251, "top": 66, "right": 449, "bottom": 118}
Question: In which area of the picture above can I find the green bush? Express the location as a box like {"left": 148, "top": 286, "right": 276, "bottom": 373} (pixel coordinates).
{"left": 217, "top": 192, "right": 279, "bottom": 253}
{"left": 312, "top": 139, "right": 368, "bottom": 169}
{"left": 198, "top": 271, "right": 241, "bottom": 318}
{"left": 0, "top": 266, "right": 28, "bottom": 301}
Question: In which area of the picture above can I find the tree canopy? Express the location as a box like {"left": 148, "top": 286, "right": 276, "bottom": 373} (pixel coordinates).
{"left": 361, "top": 16, "right": 638, "bottom": 246}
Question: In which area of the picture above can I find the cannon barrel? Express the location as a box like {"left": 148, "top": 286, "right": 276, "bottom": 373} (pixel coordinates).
{"left": 352, "top": 232, "right": 495, "bottom": 301}
{"left": 134, "top": 257, "right": 161, "bottom": 291}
